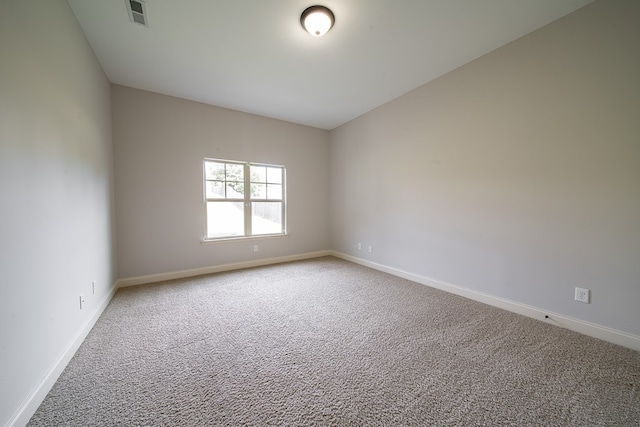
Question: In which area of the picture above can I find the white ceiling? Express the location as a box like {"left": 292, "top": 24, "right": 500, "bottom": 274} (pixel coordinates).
{"left": 68, "top": 0, "right": 595, "bottom": 130}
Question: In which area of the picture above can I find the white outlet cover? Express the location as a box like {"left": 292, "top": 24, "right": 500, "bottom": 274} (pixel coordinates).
{"left": 575, "top": 287, "right": 590, "bottom": 304}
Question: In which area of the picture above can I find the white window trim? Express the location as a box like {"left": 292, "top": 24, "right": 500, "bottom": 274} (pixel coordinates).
{"left": 202, "top": 158, "right": 287, "bottom": 242}
{"left": 200, "top": 233, "right": 289, "bottom": 245}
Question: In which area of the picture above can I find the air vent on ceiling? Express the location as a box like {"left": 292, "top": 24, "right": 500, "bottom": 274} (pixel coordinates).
{"left": 126, "top": 0, "right": 148, "bottom": 27}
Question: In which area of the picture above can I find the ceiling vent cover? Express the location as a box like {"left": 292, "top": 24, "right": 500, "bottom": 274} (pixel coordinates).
{"left": 126, "top": 0, "right": 148, "bottom": 27}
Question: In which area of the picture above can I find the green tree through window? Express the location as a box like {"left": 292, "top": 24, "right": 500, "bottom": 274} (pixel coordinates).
{"left": 204, "top": 159, "right": 286, "bottom": 239}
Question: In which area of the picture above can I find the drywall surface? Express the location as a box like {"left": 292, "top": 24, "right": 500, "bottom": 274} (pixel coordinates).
{"left": 0, "top": 0, "right": 116, "bottom": 424}
{"left": 330, "top": 0, "right": 640, "bottom": 337}
{"left": 112, "top": 86, "right": 330, "bottom": 278}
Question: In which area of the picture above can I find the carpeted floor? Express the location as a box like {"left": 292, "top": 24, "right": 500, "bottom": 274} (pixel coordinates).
{"left": 29, "top": 257, "right": 639, "bottom": 426}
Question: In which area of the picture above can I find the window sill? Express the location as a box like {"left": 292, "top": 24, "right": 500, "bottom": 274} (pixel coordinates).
{"left": 200, "top": 233, "right": 289, "bottom": 245}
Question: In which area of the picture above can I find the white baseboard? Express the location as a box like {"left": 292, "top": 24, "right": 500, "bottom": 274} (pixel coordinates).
{"left": 6, "top": 281, "right": 119, "bottom": 427}
{"left": 330, "top": 251, "right": 640, "bottom": 352}
{"left": 117, "top": 250, "right": 333, "bottom": 288}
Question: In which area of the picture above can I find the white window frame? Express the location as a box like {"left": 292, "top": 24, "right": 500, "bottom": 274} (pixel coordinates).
{"left": 202, "top": 158, "right": 287, "bottom": 242}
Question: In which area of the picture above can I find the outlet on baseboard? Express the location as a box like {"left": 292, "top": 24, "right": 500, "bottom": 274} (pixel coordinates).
{"left": 575, "top": 287, "right": 590, "bottom": 304}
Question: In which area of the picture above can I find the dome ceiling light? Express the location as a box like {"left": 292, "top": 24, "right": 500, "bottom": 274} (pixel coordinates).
{"left": 300, "top": 5, "right": 335, "bottom": 37}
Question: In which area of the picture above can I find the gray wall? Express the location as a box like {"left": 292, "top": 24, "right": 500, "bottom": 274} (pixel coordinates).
{"left": 0, "top": 0, "right": 116, "bottom": 424}
{"left": 329, "top": 0, "right": 640, "bottom": 337}
{"left": 1, "top": 0, "right": 638, "bottom": 424}
{"left": 112, "top": 85, "right": 331, "bottom": 279}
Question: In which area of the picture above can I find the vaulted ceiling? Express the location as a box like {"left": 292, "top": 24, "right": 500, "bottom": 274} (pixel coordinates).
{"left": 68, "top": 0, "right": 595, "bottom": 129}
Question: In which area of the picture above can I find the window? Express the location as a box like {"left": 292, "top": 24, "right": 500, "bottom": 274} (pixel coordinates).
{"left": 204, "top": 159, "right": 286, "bottom": 240}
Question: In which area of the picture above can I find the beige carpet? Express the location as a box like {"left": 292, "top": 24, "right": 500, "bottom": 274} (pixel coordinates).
{"left": 29, "top": 257, "right": 639, "bottom": 426}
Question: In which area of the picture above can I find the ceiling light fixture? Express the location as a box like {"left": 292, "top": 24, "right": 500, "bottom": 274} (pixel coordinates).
{"left": 300, "top": 5, "right": 335, "bottom": 37}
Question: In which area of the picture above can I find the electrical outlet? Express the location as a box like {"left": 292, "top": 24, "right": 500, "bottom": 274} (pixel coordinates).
{"left": 253, "top": 244, "right": 259, "bottom": 252}
{"left": 357, "top": 243, "right": 362, "bottom": 250}
{"left": 368, "top": 245, "right": 373, "bottom": 253}
{"left": 575, "top": 287, "right": 590, "bottom": 304}
{"left": 79, "top": 295, "right": 86, "bottom": 310}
